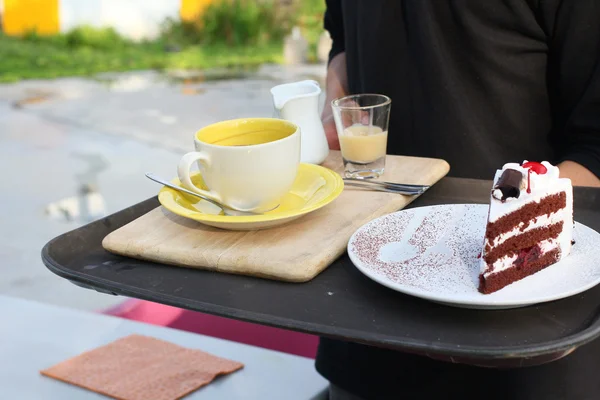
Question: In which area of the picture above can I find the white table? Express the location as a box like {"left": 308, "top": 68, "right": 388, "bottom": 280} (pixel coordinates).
{"left": 0, "top": 295, "right": 328, "bottom": 399}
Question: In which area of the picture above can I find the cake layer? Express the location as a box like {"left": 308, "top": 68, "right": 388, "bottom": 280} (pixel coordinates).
{"left": 479, "top": 248, "right": 560, "bottom": 294}
{"left": 483, "top": 237, "right": 562, "bottom": 276}
{"left": 483, "top": 222, "right": 563, "bottom": 266}
{"left": 484, "top": 192, "right": 567, "bottom": 241}
{"left": 486, "top": 209, "right": 568, "bottom": 248}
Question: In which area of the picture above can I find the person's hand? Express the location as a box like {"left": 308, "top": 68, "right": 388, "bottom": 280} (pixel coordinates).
{"left": 322, "top": 113, "right": 340, "bottom": 150}
{"left": 323, "top": 97, "right": 373, "bottom": 151}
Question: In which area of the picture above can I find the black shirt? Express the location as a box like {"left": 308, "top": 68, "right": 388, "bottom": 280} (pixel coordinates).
{"left": 317, "top": 1, "right": 600, "bottom": 399}
{"left": 324, "top": 0, "right": 600, "bottom": 180}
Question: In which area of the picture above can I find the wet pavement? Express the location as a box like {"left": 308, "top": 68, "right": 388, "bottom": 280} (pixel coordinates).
{"left": 0, "top": 63, "right": 327, "bottom": 311}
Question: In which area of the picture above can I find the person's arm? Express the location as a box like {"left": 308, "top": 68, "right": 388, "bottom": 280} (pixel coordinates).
{"left": 322, "top": 53, "right": 348, "bottom": 150}
{"left": 558, "top": 161, "right": 600, "bottom": 187}
{"left": 322, "top": 0, "right": 348, "bottom": 150}
{"left": 541, "top": 1, "right": 600, "bottom": 187}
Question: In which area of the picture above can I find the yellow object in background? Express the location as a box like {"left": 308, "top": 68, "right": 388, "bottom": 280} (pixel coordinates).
{"left": 3, "top": 0, "right": 60, "bottom": 36}
{"left": 180, "top": 0, "right": 214, "bottom": 22}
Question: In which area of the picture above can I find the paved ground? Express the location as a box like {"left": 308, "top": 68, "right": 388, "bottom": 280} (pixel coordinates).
{"left": 0, "top": 64, "right": 327, "bottom": 311}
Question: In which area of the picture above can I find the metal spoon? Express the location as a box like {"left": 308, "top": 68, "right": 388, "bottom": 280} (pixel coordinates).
{"left": 145, "top": 173, "right": 276, "bottom": 216}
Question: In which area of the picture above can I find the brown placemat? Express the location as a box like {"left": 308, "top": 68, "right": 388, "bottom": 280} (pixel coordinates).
{"left": 41, "top": 334, "right": 243, "bottom": 400}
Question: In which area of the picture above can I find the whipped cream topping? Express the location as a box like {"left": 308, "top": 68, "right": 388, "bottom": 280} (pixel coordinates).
{"left": 488, "top": 161, "right": 572, "bottom": 223}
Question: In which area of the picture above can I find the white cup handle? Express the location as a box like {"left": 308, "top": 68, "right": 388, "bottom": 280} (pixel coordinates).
{"left": 177, "top": 151, "right": 222, "bottom": 203}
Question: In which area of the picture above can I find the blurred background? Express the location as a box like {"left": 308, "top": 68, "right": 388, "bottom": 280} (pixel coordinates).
{"left": 0, "top": 0, "right": 330, "bottom": 312}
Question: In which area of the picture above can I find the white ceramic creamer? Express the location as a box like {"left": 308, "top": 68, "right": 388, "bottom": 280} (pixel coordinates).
{"left": 270, "top": 80, "right": 330, "bottom": 165}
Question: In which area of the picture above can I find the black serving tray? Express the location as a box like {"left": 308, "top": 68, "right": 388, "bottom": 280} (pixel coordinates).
{"left": 42, "top": 177, "right": 600, "bottom": 367}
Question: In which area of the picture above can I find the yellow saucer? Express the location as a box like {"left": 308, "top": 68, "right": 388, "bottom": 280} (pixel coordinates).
{"left": 158, "top": 163, "right": 344, "bottom": 230}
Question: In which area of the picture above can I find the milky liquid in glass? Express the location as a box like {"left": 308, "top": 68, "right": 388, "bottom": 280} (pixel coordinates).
{"left": 339, "top": 124, "right": 387, "bottom": 178}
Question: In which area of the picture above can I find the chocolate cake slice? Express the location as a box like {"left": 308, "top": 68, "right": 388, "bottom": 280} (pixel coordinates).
{"left": 478, "top": 161, "right": 574, "bottom": 294}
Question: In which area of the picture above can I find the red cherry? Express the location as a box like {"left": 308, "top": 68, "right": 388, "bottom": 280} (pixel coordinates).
{"left": 522, "top": 161, "right": 547, "bottom": 175}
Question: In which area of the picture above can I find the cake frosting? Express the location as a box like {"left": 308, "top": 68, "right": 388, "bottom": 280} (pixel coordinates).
{"left": 487, "top": 161, "right": 571, "bottom": 221}
{"left": 478, "top": 161, "right": 574, "bottom": 294}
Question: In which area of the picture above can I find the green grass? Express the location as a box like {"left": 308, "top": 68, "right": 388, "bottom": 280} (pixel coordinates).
{"left": 296, "top": 0, "right": 327, "bottom": 63}
{"left": 166, "top": 43, "right": 283, "bottom": 70}
{"left": 0, "top": 34, "right": 283, "bottom": 83}
{"left": 0, "top": 0, "right": 327, "bottom": 83}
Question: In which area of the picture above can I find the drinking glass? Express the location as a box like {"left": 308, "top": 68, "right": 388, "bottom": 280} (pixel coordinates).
{"left": 332, "top": 94, "right": 391, "bottom": 179}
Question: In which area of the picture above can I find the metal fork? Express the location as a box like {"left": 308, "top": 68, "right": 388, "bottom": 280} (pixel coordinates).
{"left": 342, "top": 178, "right": 430, "bottom": 195}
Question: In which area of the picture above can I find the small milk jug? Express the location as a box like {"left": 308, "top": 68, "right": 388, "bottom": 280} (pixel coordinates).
{"left": 270, "top": 80, "right": 330, "bottom": 165}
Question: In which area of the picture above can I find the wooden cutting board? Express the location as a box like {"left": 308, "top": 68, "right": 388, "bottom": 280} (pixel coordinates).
{"left": 102, "top": 151, "right": 450, "bottom": 282}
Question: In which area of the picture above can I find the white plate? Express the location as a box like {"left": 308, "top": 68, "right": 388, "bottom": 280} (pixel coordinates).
{"left": 348, "top": 204, "right": 600, "bottom": 309}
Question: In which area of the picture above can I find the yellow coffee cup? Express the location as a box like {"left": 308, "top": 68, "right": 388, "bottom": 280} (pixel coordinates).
{"left": 177, "top": 118, "right": 301, "bottom": 212}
